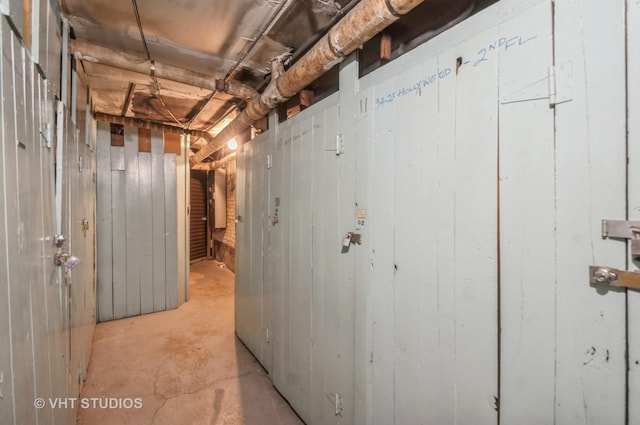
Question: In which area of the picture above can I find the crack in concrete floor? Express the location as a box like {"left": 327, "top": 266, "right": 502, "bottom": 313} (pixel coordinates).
{"left": 77, "top": 260, "right": 303, "bottom": 425}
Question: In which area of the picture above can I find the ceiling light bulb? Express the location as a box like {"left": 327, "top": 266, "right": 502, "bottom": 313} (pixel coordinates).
{"left": 228, "top": 139, "right": 237, "bottom": 149}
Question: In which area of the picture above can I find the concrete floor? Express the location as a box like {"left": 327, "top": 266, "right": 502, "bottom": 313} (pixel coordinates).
{"left": 77, "top": 260, "right": 304, "bottom": 425}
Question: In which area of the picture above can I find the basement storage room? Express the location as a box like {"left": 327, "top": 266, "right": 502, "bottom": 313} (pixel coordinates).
{"left": 0, "top": 0, "right": 639, "bottom": 424}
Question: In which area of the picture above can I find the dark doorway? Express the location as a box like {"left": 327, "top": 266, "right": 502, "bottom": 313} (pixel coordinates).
{"left": 190, "top": 170, "right": 208, "bottom": 261}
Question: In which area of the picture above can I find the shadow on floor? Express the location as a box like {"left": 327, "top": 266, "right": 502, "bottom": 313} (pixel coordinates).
{"left": 77, "top": 260, "right": 303, "bottom": 425}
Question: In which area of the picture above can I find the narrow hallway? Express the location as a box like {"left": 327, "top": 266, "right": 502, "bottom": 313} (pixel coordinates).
{"left": 77, "top": 261, "right": 303, "bottom": 425}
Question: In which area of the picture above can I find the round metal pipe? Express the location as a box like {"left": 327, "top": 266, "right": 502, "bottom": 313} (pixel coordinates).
{"left": 190, "top": 0, "right": 425, "bottom": 166}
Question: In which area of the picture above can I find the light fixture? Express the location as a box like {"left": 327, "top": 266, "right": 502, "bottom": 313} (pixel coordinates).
{"left": 227, "top": 138, "right": 237, "bottom": 150}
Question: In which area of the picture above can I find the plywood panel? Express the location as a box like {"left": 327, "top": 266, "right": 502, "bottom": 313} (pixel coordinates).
{"left": 165, "top": 153, "right": 178, "bottom": 310}
{"left": 628, "top": 0, "right": 640, "bottom": 421}
{"left": 96, "top": 122, "right": 113, "bottom": 321}
{"left": 554, "top": 1, "right": 627, "bottom": 423}
{"left": 151, "top": 131, "right": 166, "bottom": 312}
{"left": 138, "top": 152, "right": 154, "bottom": 314}
{"left": 124, "top": 126, "right": 140, "bottom": 316}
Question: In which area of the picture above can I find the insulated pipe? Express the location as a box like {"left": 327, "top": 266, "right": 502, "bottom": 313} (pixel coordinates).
{"left": 95, "top": 112, "right": 214, "bottom": 145}
{"left": 190, "top": 0, "right": 425, "bottom": 166}
{"left": 70, "top": 40, "right": 258, "bottom": 100}
{"left": 191, "top": 152, "right": 237, "bottom": 171}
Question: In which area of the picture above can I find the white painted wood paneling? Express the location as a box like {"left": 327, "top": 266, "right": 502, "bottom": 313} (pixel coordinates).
{"left": 0, "top": 19, "right": 16, "bottom": 425}
{"left": 497, "top": 3, "right": 555, "bottom": 423}
{"left": 139, "top": 152, "right": 154, "bottom": 314}
{"left": 96, "top": 122, "right": 113, "bottom": 321}
{"left": 111, "top": 166, "right": 127, "bottom": 320}
{"left": 124, "top": 126, "right": 141, "bottom": 317}
{"left": 628, "top": 0, "right": 640, "bottom": 421}
{"left": 151, "top": 131, "right": 166, "bottom": 312}
{"left": 234, "top": 2, "right": 634, "bottom": 425}
{"left": 165, "top": 152, "right": 179, "bottom": 310}
{"left": 98, "top": 131, "right": 181, "bottom": 320}
{"left": 554, "top": 1, "right": 627, "bottom": 424}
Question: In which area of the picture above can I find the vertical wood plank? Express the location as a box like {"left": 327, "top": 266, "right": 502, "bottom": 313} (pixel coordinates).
{"left": 391, "top": 63, "right": 425, "bottom": 424}
{"left": 0, "top": 19, "right": 16, "bottom": 425}
{"left": 431, "top": 50, "right": 458, "bottom": 424}
{"left": 289, "top": 116, "right": 313, "bottom": 420}
{"left": 554, "top": 1, "right": 627, "bottom": 424}
{"left": 235, "top": 142, "right": 248, "bottom": 345}
{"left": 124, "top": 126, "right": 140, "bottom": 317}
{"left": 138, "top": 152, "right": 153, "bottom": 314}
{"left": 336, "top": 57, "right": 357, "bottom": 425}
{"left": 36, "top": 71, "right": 58, "bottom": 425}
{"left": 308, "top": 106, "right": 330, "bottom": 425}
{"left": 24, "top": 49, "right": 55, "bottom": 425}
{"left": 261, "top": 131, "right": 274, "bottom": 374}
{"left": 165, "top": 153, "right": 178, "bottom": 310}
{"left": 353, "top": 83, "right": 374, "bottom": 425}
{"left": 151, "top": 131, "right": 166, "bottom": 312}
{"left": 498, "top": 3, "right": 556, "bottom": 423}
{"left": 369, "top": 78, "right": 396, "bottom": 425}
{"left": 111, "top": 166, "right": 127, "bottom": 320}
{"left": 627, "top": 0, "right": 640, "bottom": 421}
{"left": 453, "top": 26, "right": 499, "bottom": 425}
{"left": 175, "top": 136, "right": 187, "bottom": 304}
{"left": 96, "top": 122, "right": 113, "bottom": 321}
{"left": 272, "top": 120, "right": 293, "bottom": 401}
{"left": 10, "top": 33, "right": 37, "bottom": 425}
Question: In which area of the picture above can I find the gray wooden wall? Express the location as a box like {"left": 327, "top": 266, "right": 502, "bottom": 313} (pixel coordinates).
{"left": 96, "top": 124, "right": 180, "bottom": 322}
{"left": 235, "top": 0, "right": 640, "bottom": 424}
{"left": 0, "top": 3, "right": 98, "bottom": 424}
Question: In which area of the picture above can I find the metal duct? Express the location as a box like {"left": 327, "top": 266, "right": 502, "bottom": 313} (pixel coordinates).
{"left": 190, "top": 0, "right": 425, "bottom": 166}
{"left": 191, "top": 152, "right": 237, "bottom": 171}
{"left": 70, "top": 40, "right": 257, "bottom": 100}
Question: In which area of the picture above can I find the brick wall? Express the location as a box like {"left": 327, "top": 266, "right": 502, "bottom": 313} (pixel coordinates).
{"left": 213, "top": 160, "right": 236, "bottom": 271}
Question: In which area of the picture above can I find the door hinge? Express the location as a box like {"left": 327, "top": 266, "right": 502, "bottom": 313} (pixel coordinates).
{"left": 325, "top": 392, "right": 343, "bottom": 416}
{"left": 265, "top": 327, "right": 271, "bottom": 343}
{"left": 500, "top": 61, "right": 573, "bottom": 106}
{"left": 266, "top": 154, "right": 272, "bottom": 169}
{"left": 548, "top": 62, "right": 573, "bottom": 106}
{"left": 336, "top": 134, "right": 344, "bottom": 156}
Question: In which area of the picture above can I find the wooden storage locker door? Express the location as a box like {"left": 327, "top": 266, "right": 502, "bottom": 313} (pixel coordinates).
{"left": 190, "top": 170, "right": 208, "bottom": 261}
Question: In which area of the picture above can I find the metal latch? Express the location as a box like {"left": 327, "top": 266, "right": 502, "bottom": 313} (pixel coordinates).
{"left": 589, "top": 266, "right": 640, "bottom": 290}
{"left": 590, "top": 220, "right": 640, "bottom": 290}
{"left": 602, "top": 219, "right": 640, "bottom": 260}
{"left": 341, "top": 232, "right": 362, "bottom": 253}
